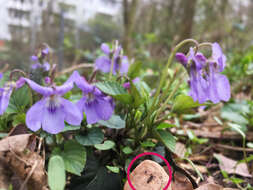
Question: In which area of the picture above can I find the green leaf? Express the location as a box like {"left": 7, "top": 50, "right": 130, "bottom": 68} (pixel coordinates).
{"left": 221, "top": 170, "right": 229, "bottom": 178}
{"left": 156, "top": 123, "right": 175, "bottom": 130}
{"left": 183, "top": 113, "right": 201, "bottom": 120}
{"left": 12, "top": 113, "right": 26, "bottom": 126}
{"left": 247, "top": 142, "right": 253, "bottom": 148}
{"left": 221, "top": 102, "right": 249, "bottom": 125}
{"left": 6, "top": 85, "right": 31, "bottom": 114}
{"left": 230, "top": 177, "right": 244, "bottom": 184}
{"left": 95, "top": 81, "right": 132, "bottom": 104}
{"left": 156, "top": 129, "right": 176, "bottom": 153}
{"left": 48, "top": 155, "right": 66, "bottom": 190}
{"left": 61, "top": 140, "right": 86, "bottom": 176}
{"left": 184, "top": 158, "right": 204, "bottom": 180}
{"left": 76, "top": 128, "right": 104, "bottom": 146}
{"left": 129, "top": 81, "right": 145, "bottom": 108}
{"left": 221, "top": 111, "right": 248, "bottom": 125}
{"left": 62, "top": 124, "right": 81, "bottom": 132}
{"left": 187, "top": 130, "right": 208, "bottom": 144}
{"left": 228, "top": 123, "right": 246, "bottom": 139}
{"left": 85, "top": 167, "right": 121, "bottom": 190}
{"left": 141, "top": 140, "right": 156, "bottom": 148}
{"left": 106, "top": 166, "right": 120, "bottom": 174}
{"left": 128, "top": 61, "right": 142, "bottom": 79}
{"left": 172, "top": 95, "right": 203, "bottom": 114}
{"left": 94, "top": 140, "right": 115, "bottom": 150}
{"left": 69, "top": 152, "right": 122, "bottom": 190}
{"left": 238, "top": 155, "right": 253, "bottom": 164}
{"left": 122, "top": 146, "right": 133, "bottom": 154}
{"left": 98, "top": 115, "right": 125, "bottom": 129}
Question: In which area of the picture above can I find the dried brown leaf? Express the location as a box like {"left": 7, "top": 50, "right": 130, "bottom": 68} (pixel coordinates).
{"left": 179, "top": 163, "right": 208, "bottom": 174}
{"left": 174, "top": 142, "right": 187, "bottom": 158}
{"left": 214, "top": 154, "right": 251, "bottom": 178}
{"left": 0, "top": 134, "right": 31, "bottom": 152}
{"left": 196, "top": 183, "right": 223, "bottom": 190}
{"left": 171, "top": 171, "right": 194, "bottom": 190}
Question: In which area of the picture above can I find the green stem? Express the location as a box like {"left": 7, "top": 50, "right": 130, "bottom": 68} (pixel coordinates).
{"left": 9, "top": 69, "right": 27, "bottom": 81}
{"left": 158, "top": 67, "right": 181, "bottom": 106}
{"left": 156, "top": 71, "right": 186, "bottom": 118}
{"left": 109, "top": 41, "right": 119, "bottom": 79}
{"left": 109, "top": 54, "right": 115, "bottom": 79}
{"left": 146, "top": 39, "right": 198, "bottom": 123}
{"left": 242, "top": 137, "right": 249, "bottom": 172}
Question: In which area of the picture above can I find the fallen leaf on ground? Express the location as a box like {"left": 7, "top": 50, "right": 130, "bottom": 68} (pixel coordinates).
{"left": 214, "top": 153, "right": 251, "bottom": 178}
{"left": 196, "top": 183, "right": 223, "bottom": 190}
{"left": 179, "top": 163, "right": 208, "bottom": 174}
{"left": 0, "top": 160, "right": 11, "bottom": 189}
{"left": 0, "top": 134, "right": 31, "bottom": 152}
{"left": 0, "top": 134, "right": 48, "bottom": 190}
{"left": 174, "top": 142, "right": 187, "bottom": 158}
{"left": 171, "top": 171, "right": 194, "bottom": 190}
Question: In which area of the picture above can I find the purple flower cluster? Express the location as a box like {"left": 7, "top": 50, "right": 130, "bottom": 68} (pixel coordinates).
{"left": 30, "top": 47, "right": 50, "bottom": 71}
{"left": 68, "top": 71, "right": 114, "bottom": 124}
{"left": 0, "top": 41, "right": 230, "bottom": 135}
{"left": 17, "top": 71, "right": 114, "bottom": 134}
{"left": 95, "top": 43, "right": 129, "bottom": 75}
{"left": 175, "top": 42, "right": 230, "bottom": 104}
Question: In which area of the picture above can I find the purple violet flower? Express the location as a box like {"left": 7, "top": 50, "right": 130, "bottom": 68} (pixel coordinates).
{"left": 31, "top": 55, "right": 38, "bottom": 62}
{"left": 95, "top": 43, "right": 129, "bottom": 75}
{"left": 20, "top": 77, "right": 82, "bottom": 134}
{"left": 212, "top": 42, "right": 226, "bottom": 72}
{"left": 175, "top": 43, "right": 230, "bottom": 104}
{"left": 44, "top": 77, "right": 51, "bottom": 84}
{"left": 30, "top": 62, "right": 50, "bottom": 71}
{"left": 30, "top": 48, "right": 50, "bottom": 71}
{"left": 175, "top": 53, "right": 188, "bottom": 67}
{"left": 187, "top": 49, "right": 209, "bottom": 103}
{"left": 123, "top": 77, "right": 140, "bottom": 89}
{"left": 42, "top": 47, "right": 49, "bottom": 56}
{"left": 68, "top": 71, "right": 114, "bottom": 124}
{"left": 0, "top": 76, "right": 15, "bottom": 115}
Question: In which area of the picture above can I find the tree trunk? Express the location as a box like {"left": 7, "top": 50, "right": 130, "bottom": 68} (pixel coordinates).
{"left": 123, "top": 0, "right": 139, "bottom": 56}
{"left": 178, "top": 0, "right": 197, "bottom": 42}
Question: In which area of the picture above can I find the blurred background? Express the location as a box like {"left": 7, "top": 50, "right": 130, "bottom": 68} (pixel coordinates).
{"left": 0, "top": 0, "right": 253, "bottom": 72}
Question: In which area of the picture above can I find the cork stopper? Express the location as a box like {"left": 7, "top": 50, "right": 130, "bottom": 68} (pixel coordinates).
{"left": 124, "top": 160, "right": 170, "bottom": 190}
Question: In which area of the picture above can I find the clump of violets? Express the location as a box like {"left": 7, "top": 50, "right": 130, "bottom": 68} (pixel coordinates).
{"left": 175, "top": 42, "right": 230, "bottom": 104}
{"left": 18, "top": 77, "right": 82, "bottom": 134}
{"left": 30, "top": 46, "right": 50, "bottom": 71}
{"left": 95, "top": 42, "right": 129, "bottom": 75}
{"left": 68, "top": 71, "right": 114, "bottom": 124}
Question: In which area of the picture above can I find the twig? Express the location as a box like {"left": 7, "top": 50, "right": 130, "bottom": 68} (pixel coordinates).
{"left": 186, "top": 121, "right": 219, "bottom": 128}
{"left": 37, "top": 137, "right": 43, "bottom": 154}
{"left": 171, "top": 129, "right": 253, "bottom": 141}
{"left": 55, "top": 63, "right": 93, "bottom": 77}
{"left": 215, "top": 143, "right": 253, "bottom": 152}
{"left": 0, "top": 63, "right": 9, "bottom": 72}
{"left": 20, "top": 160, "right": 39, "bottom": 190}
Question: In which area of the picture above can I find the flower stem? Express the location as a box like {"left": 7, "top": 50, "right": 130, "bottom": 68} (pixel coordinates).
{"left": 109, "top": 54, "right": 115, "bottom": 79}
{"left": 9, "top": 69, "right": 28, "bottom": 80}
{"left": 146, "top": 39, "right": 198, "bottom": 124}
{"left": 109, "top": 41, "right": 119, "bottom": 79}
{"left": 156, "top": 71, "right": 186, "bottom": 118}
